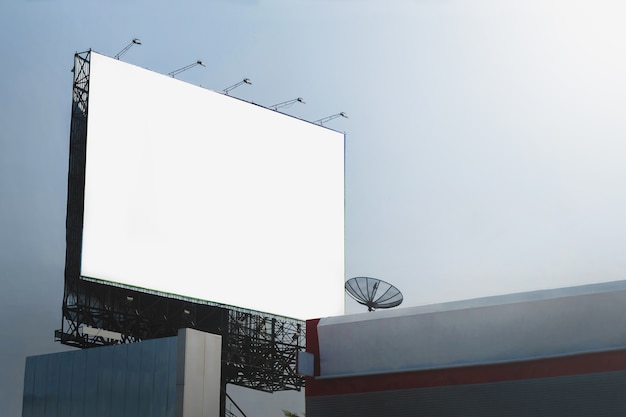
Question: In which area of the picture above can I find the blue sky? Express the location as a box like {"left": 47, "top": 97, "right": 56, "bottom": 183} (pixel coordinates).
{"left": 2, "top": 1, "right": 626, "bottom": 416}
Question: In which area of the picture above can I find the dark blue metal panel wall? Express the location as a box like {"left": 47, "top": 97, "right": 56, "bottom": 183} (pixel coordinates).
{"left": 22, "top": 336, "right": 178, "bottom": 417}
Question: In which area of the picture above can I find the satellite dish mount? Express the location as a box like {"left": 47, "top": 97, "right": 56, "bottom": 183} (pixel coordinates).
{"left": 345, "top": 277, "right": 403, "bottom": 312}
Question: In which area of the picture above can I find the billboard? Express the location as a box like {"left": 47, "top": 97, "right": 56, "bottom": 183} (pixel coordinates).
{"left": 79, "top": 52, "right": 344, "bottom": 319}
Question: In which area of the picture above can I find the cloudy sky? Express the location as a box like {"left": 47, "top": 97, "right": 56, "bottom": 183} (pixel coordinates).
{"left": 2, "top": 0, "right": 626, "bottom": 416}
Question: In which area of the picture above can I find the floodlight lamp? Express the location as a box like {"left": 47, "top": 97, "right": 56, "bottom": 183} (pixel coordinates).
{"left": 270, "top": 97, "right": 306, "bottom": 110}
{"left": 314, "top": 112, "right": 349, "bottom": 125}
{"left": 168, "top": 60, "right": 206, "bottom": 78}
{"left": 114, "top": 38, "right": 142, "bottom": 60}
{"left": 223, "top": 78, "right": 253, "bottom": 95}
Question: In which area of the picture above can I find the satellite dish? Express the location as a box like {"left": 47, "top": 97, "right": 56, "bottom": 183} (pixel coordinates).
{"left": 345, "top": 277, "right": 403, "bottom": 312}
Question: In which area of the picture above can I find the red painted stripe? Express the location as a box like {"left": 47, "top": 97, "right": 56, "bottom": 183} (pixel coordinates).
{"left": 306, "top": 326, "right": 626, "bottom": 397}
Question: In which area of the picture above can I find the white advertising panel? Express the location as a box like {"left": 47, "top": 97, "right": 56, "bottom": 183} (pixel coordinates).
{"left": 82, "top": 52, "right": 345, "bottom": 319}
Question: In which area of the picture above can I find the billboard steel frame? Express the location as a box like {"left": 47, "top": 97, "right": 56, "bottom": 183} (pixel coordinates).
{"left": 58, "top": 50, "right": 305, "bottom": 393}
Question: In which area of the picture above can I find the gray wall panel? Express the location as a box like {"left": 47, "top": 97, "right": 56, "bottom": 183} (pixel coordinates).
{"left": 138, "top": 339, "right": 157, "bottom": 417}
{"left": 83, "top": 348, "right": 100, "bottom": 417}
{"left": 176, "top": 329, "right": 222, "bottom": 417}
{"left": 95, "top": 347, "right": 112, "bottom": 417}
{"left": 110, "top": 344, "right": 128, "bottom": 417}
{"left": 31, "top": 355, "right": 47, "bottom": 417}
{"left": 307, "top": 371, "right": 626, "bottom": 417}
{"left": 167, "top": 336, "right": 178, "bottom": 417}
{"left": 56, "top": 350, "right": 73, "bottom": 417}
{"left": 153, "top": 336, "right": 176, "bottom": 417}
{"left": 44, "top": 352, "right": 61, "bottom": 417}
{"left": 22, "top": 355, "right": 35, "bottom": 417}
{"left": 69, "top": 350, "right": 86, "bottom": 417}
{"left": 123, "top": 343, "right": 141, "bottom": 417}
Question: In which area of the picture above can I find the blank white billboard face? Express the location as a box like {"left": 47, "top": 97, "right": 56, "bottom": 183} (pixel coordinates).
{"left": 82, "top": 52, "right": 345, "bottom": 319}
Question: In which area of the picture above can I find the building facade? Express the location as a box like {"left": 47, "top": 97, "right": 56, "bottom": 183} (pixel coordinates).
{"left": 23, "top": 329, "right": 221, "bottom": 417}
{"left": 305, "top": 281, "right": 626, "bottom": 416}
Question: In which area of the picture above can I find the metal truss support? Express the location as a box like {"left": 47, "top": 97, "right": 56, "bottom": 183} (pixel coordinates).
{"left": 223, "top": 309, "right": 304, "bottom": 391}
{"left": 57, "top": 278, "right": 305, "bottom": 392}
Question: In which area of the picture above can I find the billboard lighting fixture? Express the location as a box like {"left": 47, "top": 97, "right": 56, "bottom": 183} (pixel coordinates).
{"left": 270, "top": 97, "right": 305, "bottom": 110}
{"left": 314, "top": 112, "right": 348, "bottom": 125}
{"left": 223, "top": 78, "right": 252, "bottom": 95}
{"left": 114, "top": 38, "right": 142, "bottom": 60}
{"left": 168, "top": 60, "right": 206, "bottom": 78}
